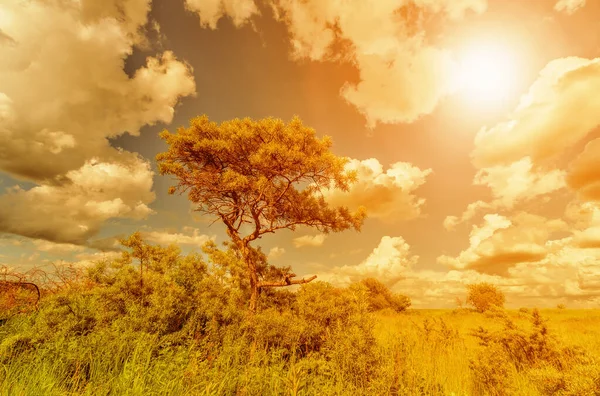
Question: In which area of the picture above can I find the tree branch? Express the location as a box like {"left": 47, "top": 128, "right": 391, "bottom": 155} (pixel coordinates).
{"left": 259, "top": 275, "right": 317, "bottom": 288}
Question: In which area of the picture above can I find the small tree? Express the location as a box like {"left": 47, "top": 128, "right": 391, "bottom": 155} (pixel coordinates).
{"left": 157, "top": 116, "right": 366, "bottom": 312}
{"left": 466, "top": 282, "right": 505, "bottom": 313}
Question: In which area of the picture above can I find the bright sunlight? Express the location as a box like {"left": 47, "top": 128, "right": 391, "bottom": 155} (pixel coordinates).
{"left": 452, "top": 42, "right": 520, "bottom": 106}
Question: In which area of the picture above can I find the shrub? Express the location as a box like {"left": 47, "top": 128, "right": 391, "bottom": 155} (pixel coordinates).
{"left": 466, "top": 282, "right": 505, "bottom": 313}
{"left": 358, "top": 278, "right": 411, "bottom": 313}
{"left": 557, "top": 303, "right": 567, "bottom": 310}
{"left": 470, "top": 309, "right": 591, "bottom": 395}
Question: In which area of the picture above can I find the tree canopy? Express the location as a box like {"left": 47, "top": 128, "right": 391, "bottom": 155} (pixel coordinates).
{"left": 466, "top": 282, "right": 506, "bottom": 313}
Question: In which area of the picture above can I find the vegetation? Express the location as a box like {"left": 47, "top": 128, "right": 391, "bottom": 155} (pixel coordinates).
{"left": 360, "top": 278, "right": 411, "bottom": 313}
{"left": 466, "top": 282, "right": 506, "bottom": 313}
{"left": 156, "top": 116, "right": 366, "bottom": 312}
{"left": 2, "top": 235, "right": 600, "bottom": 395}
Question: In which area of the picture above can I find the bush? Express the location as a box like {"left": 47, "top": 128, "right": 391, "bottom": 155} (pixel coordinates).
{"left": 470, "top": 309, "right": 590, "bottom": 395}
{"left": 466, "top": 283, "right": 505, "bottom": 313}
{"left": 358, "top": 278, "right": 411, "bottom": 313}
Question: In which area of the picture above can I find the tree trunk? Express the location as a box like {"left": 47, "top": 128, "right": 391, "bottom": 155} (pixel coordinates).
{"left": 241, "top": 243, "right": 260, "bottom": 314}
{"left": 249, "top": 282, "right": 259, "bottom": 313}
{"left": 239, "top": 241, "right": 317, "bottom": 314}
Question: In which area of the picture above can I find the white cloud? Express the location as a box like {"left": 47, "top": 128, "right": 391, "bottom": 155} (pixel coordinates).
{"left": 32, "top": 239, "right": 85, "bottom": 255}
{"left": 293, "top": 234, "right": 327, "bottom": 248}
{"left": 141, "top": 227, "right": 216, "bottom": 247}
{"left": 446, "top": 158, "right": 566, "bottom": 228}
{"left": 69, "top": 251, "right": 122, "bottom": 267}
{"left": 271, "top": 0, "right": 486, "bottom": 127}
{"left": 323, "top": 158, "right": 431, "bottom": 222}
{"left": 451, "top": 57, "right": 600, "bottom": 229}
{"left": 474, "top": 157, "right": 566, "bottom": 208}
{"left": 438, "top": 213, "right": 567, "bottom": 275}
{"left": 319, "top": 236, "right": 418, "bottom": 286}
{"left": 567, "top": 138, "right": 600, "bottom": 201}
{"left": 0, "top": 0, "right": 195, "bottom": 181}
{"left": 554, "top": 0, "right": 586, "bottom": 14}
{"left": 268, "top": 246, "right": 286, "bottom": 260}
{"left": 0, "top": 156, "right": 155, "bottom": 245}
{"left": 0, "top": 0, "right": 195, "bottom": 246}
{"left": 472, "top": 57, "right": 600, "bottom": 168}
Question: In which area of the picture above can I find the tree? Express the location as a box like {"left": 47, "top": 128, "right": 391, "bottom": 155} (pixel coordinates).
{"left": 359, "top": 278, "right": 411, "bottom": 313}
{"left": 156, "top": 115, "right": 366, "bottom": 312}
{"left": 466, "top": 282, "right": 505, "bottom": 313}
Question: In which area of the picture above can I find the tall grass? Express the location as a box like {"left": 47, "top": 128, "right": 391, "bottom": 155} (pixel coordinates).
{"left": 4, "top": 308, "right": 600, "bottom": 395}
{"left": 2, "top": 240, "right": 600, "bottom": 395}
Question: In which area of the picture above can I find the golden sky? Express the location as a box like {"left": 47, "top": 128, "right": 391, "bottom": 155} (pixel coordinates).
{"left": 1, "top": 0, "right": 600, "bottom": 308}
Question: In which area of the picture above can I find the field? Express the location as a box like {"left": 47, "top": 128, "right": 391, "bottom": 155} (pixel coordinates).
{"left": 1, "top": 241, "right": 600, "bottom": 396}
{"left": 2, "top": 301, "right": 600, "bottom": 395}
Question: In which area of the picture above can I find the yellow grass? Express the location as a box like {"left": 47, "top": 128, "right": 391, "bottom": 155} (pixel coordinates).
{"left": 372, "top": 308, "right": 600, "bottom": 395}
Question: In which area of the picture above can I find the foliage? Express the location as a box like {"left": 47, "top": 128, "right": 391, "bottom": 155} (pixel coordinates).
{"left": 156, "top": 115, "right": 367, "bottom": 311}
{"left": 466, "top": 282, "right": 506, "bottom": 313}
{"left": 469, "top": 309, "right": 593, "bottom": 395}
{"left": 3, "top": 235, "right": 600, "bottom": 395}
{"left": 359, "top": 278, "right": 411, "bottom": 313}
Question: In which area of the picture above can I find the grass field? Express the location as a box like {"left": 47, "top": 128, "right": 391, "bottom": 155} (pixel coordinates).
{"left": 374, "top": 308, "right": 600, "bottom": 395}
{"left": 2, "top": 305, "right": 600, "bottom": 395}
{"left": 2, "top": 242, "right": 600, "bottom": 395}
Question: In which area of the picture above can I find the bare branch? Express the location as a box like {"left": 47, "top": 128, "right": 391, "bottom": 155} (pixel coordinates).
{"left": 259, "top": 275, "right": 317, "bottom": 288}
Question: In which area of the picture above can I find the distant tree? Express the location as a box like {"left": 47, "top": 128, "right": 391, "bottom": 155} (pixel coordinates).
{"left": 455, "top": 296, "right": 464, "bottom": 309}
{"left": 359, "top": 278, "right": 411, "bottom": 313}
{"left": 466, "top": 282, "right": 505, "bottom": 313}
{"left": 157, "top": 116, "right": 366, "bottom": 312}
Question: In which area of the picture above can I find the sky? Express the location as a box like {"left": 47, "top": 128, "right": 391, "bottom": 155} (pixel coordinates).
{"left": 1, "top": 0, "right": 600, "bottom": 308}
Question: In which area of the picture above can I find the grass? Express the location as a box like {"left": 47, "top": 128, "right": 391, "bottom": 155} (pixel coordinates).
{"left": 2, "top": 242, "right": 599, "bottom": 395}
{"left": 2, "top": 307, "right": 600, "bottom": 395}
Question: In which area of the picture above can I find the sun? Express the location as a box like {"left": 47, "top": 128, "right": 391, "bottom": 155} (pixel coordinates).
{"left": 451, "top": 42, "right": 519, "bottom": 107}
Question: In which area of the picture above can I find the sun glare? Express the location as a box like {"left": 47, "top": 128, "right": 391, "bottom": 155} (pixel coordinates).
{"left": 452, "top": 43, "right": 519, "bottom": 107}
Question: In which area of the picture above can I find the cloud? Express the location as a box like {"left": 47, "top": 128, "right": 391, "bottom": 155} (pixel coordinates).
{"left": 68, "top": 251, "right": 123, "bottom": 267}
{"left": 323, "top": 158, "right": 431, "bottom": 222}
{"left": 0, "top": 0, "right": 195, "bottom": 246}
{"left": 450, "top": 57, "right": 600, "bottom": 229}
{"left": 472, "top": 57, "right": 600, "bottom": 168}
{"left": 184, "top": 0, "right": 258, "bottom": 29}
{"left": 569, "top": 202, "right": 600, "bottom": 248}
{"left": 438, "top": 213, "right": 567, "bottom": 276}
{"left": 444, "top": 200, "right": 492, "bottom": 230}
{"left": 270, "top": 0, "right": 486, "bottom": 127}
{"left": 554, "top": 0, "right": 586, "bottom": 14}
{"left": 0, "top": 0, "right": 195, "bottom": 182}
{"left": 293, "top": 234, "right": 327, "bottom": 248}
{"left": 267, "top": 246, "right": 286, "bottom": 260}
{"left": 141, "top": 227, "right": 216, "bottom": 247}
{"left": 319, "top": 236, "right": 418, "bottom": 286}
{"left": 445, "top": 158, "right": 566, "bottom": 228}
{"left": 32, "top": 240, "right": 86, "bottom": 255}
{"left": 189, "top": 0, "right": 487, "bottom": 126}
{"left": 567, "top": 138, "right": 600, "bottom": 201}
{"left": 474, "top": 157, "right": 566, "bottom": 208}
{"left": 402, "top": 203, "right": 600, "bottom": 308}
{"left": 0, "top": 156, "right": 155, "bottom": 245}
